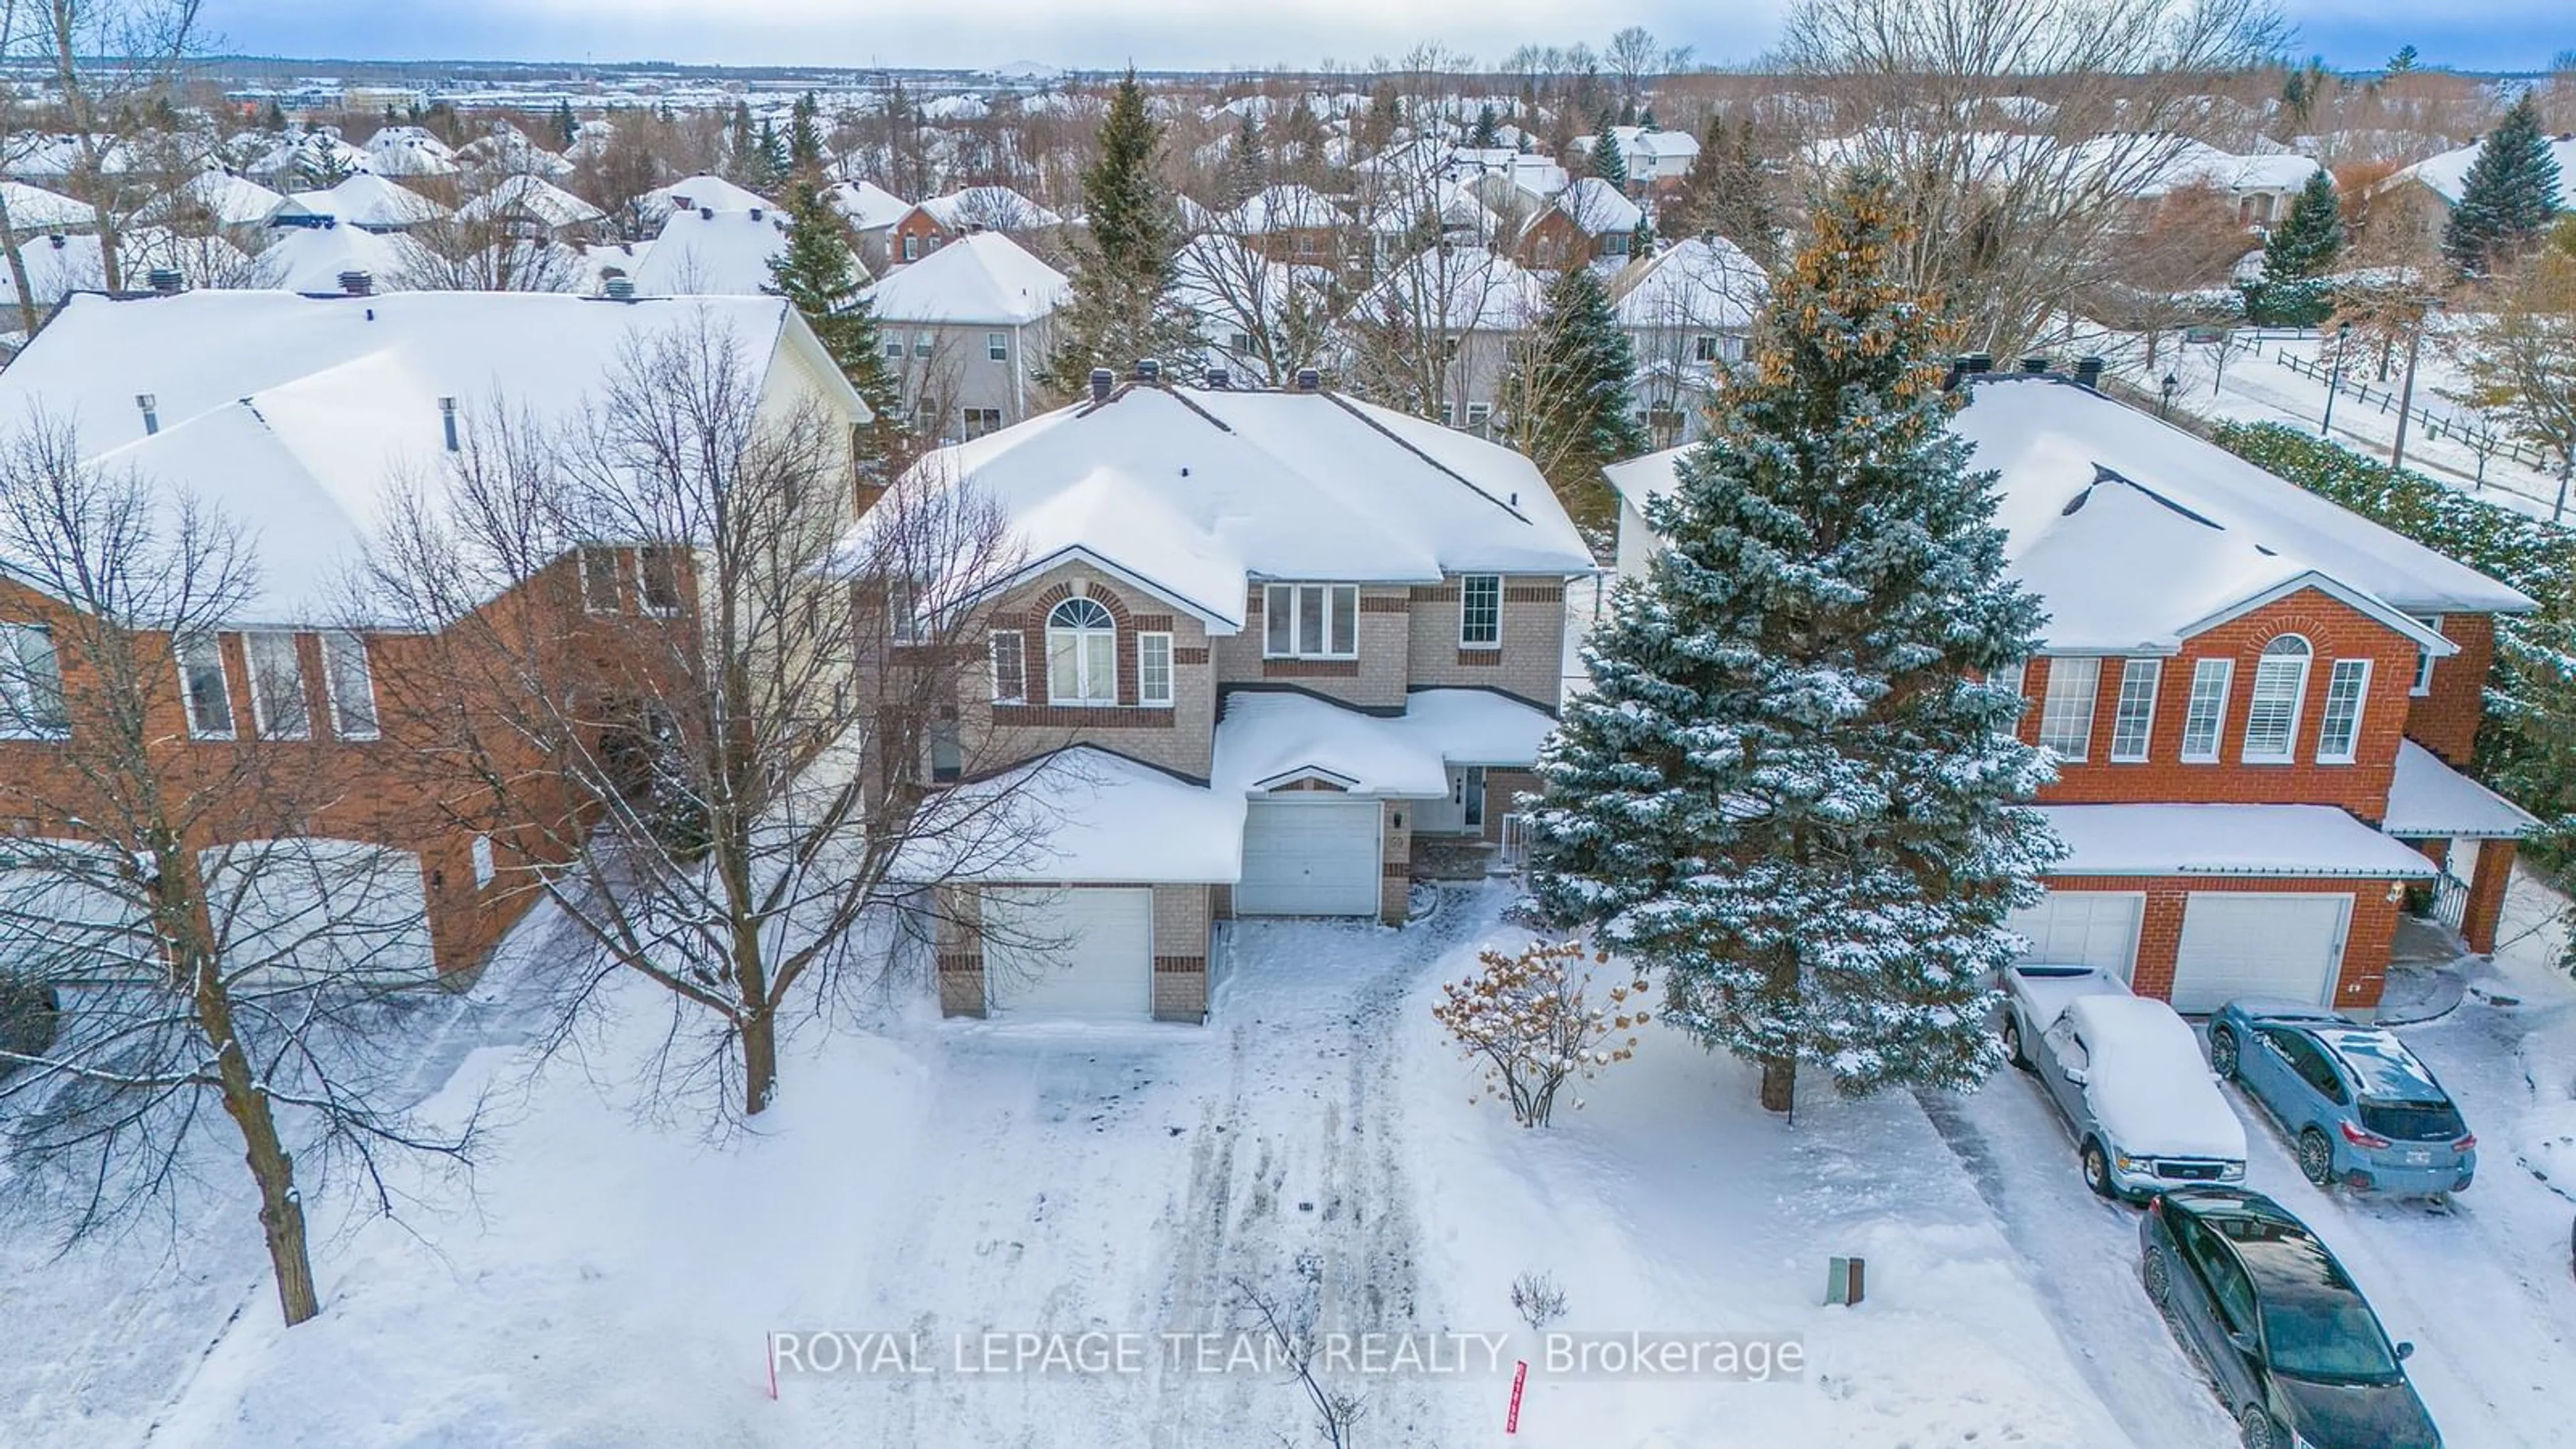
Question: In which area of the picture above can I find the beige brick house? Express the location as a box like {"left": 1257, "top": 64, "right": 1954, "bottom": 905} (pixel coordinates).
{"left": 877, "top": 369, "right": 1595, "bottom": 1023}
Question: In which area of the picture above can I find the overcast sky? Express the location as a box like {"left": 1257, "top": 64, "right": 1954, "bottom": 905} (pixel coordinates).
{"left": 205, "top": 1, "right": 2567, "bottom": 75}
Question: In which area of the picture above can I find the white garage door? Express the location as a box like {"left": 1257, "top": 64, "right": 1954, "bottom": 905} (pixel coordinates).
{"left": 982, "top": 887, "right": 1152, "bottom": 1020}
{"left": 2006, "top": 891, "right": 2145, "bottom": 981}
{"left": 1236, "top": 799, "right": 1382, "bottom": 916}
{"left": 199, "top": 839, "right": 436, "bottom": 981}
{"left": 2170, "top": 893, "right": 2351, "bottom": 1014}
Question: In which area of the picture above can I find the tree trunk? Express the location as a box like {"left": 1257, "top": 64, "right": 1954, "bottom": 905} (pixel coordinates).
{"left": 742, "top": 1006, "right": 778, "bottom": 1116}
{"left": 201, "top": 963, "right": 322, "bottom": 1326}
{"left": 1758, "top": 1055, "right": 1796, "bottom": 1116}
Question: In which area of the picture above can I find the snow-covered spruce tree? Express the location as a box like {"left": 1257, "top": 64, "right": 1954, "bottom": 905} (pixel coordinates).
{"left": 2246, "top": 168, "right": 2342, "bottom": 325}
{"left": 2443, "top": 89, "right": 2565, "bottom": 278}
{"left": 1587, "top": 123, "right": 1629, "bottom": 189}
{"left": 1526, "top": 172, "right": 2062, "bottom": 1116}
{"left": 1041, "top": 69, "right": 1199, "bottom": 394}
{"left": 767, "top": 174, "right": 902, "bottom": 447}
{"left": 1501, "top": 265, "right": 1651, "bottom": 547}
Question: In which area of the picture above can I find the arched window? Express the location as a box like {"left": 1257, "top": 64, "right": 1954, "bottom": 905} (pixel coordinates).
{"left": 2242, "top": 634, "right": 2310, "bottom": 761}
{"left": 1046, "top": 596, "right": 1117, "bottom": 706}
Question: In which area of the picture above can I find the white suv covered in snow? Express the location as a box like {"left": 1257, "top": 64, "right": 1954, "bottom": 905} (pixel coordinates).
{"left": 2000, "top": 965, "right": 2249, "bottom": 1201}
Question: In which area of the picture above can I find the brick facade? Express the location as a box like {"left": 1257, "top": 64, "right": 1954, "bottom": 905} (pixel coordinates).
{"left": 1379, "top": 798, "right": 1413, "bottom": 926}
{"left": 2403, "top": 613, "right": 2491, "bottom": 766}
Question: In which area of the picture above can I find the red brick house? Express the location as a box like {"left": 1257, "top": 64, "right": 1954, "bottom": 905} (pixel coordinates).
{"left": 1607, "top": 374, "right": 2537, "bottom": 1017}
{"left": 885, "top": 186, "right": 1062, "bottom": 264}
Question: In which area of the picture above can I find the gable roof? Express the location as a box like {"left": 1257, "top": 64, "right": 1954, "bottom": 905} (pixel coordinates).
{"left": 0, "top": 179, "right": 99, "bottom": 232}
{"left": 1220, "top": 183, "right": 1345, "bottom": 234}
{"left": 246, "top": 222, "right": 416, "bottom": 292}
{"left": 828, "top": 178, "right": 911, "bottom": 232}
{"left": 628, "top": 207, "right": 799, "bottom": 296}
{"left": 1609, "top": 235, "right": 1768, "bottom": 331}
{"left": 455, "top": 173, "right": 607, "bottom": 229}
{"left": 861, "top": 230, "right": 1067, "bottom": 325}
{"left": 867, "top": 383, "right": 1593, "bottom": 632}
{"left": 272, "top": 172, "right": 449, "bottom": 230}
{"left": 1546, "top": 177, "right": 1642, "bottom": 237}
{"left": 912, "top": 185, "right": 1061, "bottom": 233}
{"left": 2390, "top": 133, "right": 2576, "bottom": 209}
{"left": 643, "top": 173, "right": 778, "bottom": 219}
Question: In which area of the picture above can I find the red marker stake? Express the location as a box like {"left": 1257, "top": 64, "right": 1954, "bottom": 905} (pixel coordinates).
{"left": 1506, "top": 1358, "right": 1528, "bottom": 1434}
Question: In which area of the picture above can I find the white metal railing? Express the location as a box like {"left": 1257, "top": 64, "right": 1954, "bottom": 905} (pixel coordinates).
{"left": 1497, "top": 813, "right": 1531, "bottom": 874}
{"left": 2428, "top": 868, "right": 2470, "bottom": 932}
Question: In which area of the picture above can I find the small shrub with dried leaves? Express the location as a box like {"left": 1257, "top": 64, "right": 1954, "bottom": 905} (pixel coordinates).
{"left": 1430, "top": 938, "right": 1648, "bottom": 1128}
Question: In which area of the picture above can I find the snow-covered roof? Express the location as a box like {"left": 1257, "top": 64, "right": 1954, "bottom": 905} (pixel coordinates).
{"left": 363, "top": 125, "right": 462, "bottom": 177}
{"left": 923, "top": 747, "right": 1246, "bottom": 883}
{"left": 879, "top": 384, "right": 1593, "bottom": 633}
{"left": 2390, "top": 133, "right": 2576, "bottom": 208}
{"left": 164, "top": 169, "right": 287, "bottom": 228}
{"left": 643, "top": 174, "right": 778, "bottom": 220}
{"left": 247, "top": 131, "right": 374, "bottom": 181}
{"left": 627, "top": 207, "right": 794, "bottom": 296}
{"left": 1573, "top": 125, "right": 1702, "bottom": 166}
{"left": 2382, "top": 741, "right": 2540, "bottom": 839}
{"left": 1547, "top": 177, "right": 1642, "bottom": 237}
{"left": 246, "top": 223, "right": 415, "bottom": 293}
{"left": 861, "top": 231, "right": 1066, "bottom": 325}
{"left": 2065, "top": 994, "right": 2248, "bottom": 1160}
{"left": 2037, "top": 804, "right": 2440, "bottom": 878}
{"left": 0, "top": 229, "right": 250, "bottom": 309}
{"left": 1957, "top": 378, "right": 2534, "bottom": 621}
{"left": 1609, "top": 235, "right": 1768, "bottom": 331}
{"left": 1214, "top": 688, "right": 1557, "bottom": 797}
{"left": 0, "top": 180, "right": 99, "bottom": 232}
{"left": 1220, "top": 183, "right": 1345, "bottom": 235}
{"left": 455, "top": 173, "right": 606, "bottom": 230}
{"left": 914, "top": 186, "right": 1061, "bottom": 233}
{"left": 829, "top": 178, "right": 911, "bottom": 232}
{"left": 272, "top": 172, "right": 449, "bottom": 230}
{"left": 1357, "top": 247, "right": 1546, "bottom": 333}
{"left": 0, "top": 290, "right": 812, "bottom": 627}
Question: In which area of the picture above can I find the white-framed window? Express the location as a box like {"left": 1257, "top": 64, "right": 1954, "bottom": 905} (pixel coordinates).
{"left": 0, "top": 623, "right": 68, "bottom": 739}
{"left": 985, "top": 331, "right": 1008, "bottom": 362}
{"left": 961, "top": 407, "right": 1003, "bottom": 439}
{"left": 887, "top": 576, "right": 923, "bottom": 645}
{"left": 1693, "top": 334, "right": 1721, "bottom": 362}
{"left": 2411, "top": 615, "right": 2442, "bottom": 696}
{"left": 2242, "top": 635, "right": 2312, "bottom": 763}
{"left": 2316, "top": 658, "right": 2371, "bottom": 763}
{"left": 177, "top": 634, "right": 233, "bottom": 739}
{"left": 1459, "top": 574, "right": 1501, "bottom": 647}
{"left": 2037, "top": 656, "right": 2099, "bottom": 761}
{"left": 1440, "top": 402, "right": 1456, "bottom": 427}
{"left": 912, "top": 331, "right": 933, "bottom": 359}
{"left": 471, "top": 834, "right": 496, "bottom": 888}
{"left": 1138, "top": 631, "right": 1174, "bottom": 707}
{"left": 1045, "top": 596, "right": 1117, "bottom": 705}
{"left": 242, "top": 631, "right": 310, "bottom": 741}
{"left": 2109, "top": 658, "right": 2161, "bottom": 762}
{"left": 637, "top": 545, "right": 682, "bottom": 615}
{"left": 321, "top": 631, "right": 379, "bottom": 741}
{"left": 1263, "top": 583, "right": 1358, "bottom": 659}
{"left": 2180, "top": 657, "right": 2233, "bottom": 762}
{"left": 580, "top": 545, "right": 622, "bottom": 613}
{"left": 1226, "top": 330, "right": 1255, "bottom": 352}
{"left": 902, "top": 233, "right": 920, "bottom": 262}
{"left": 1990, "top": 661, "right": 2025, "bottom": 698}
{"left": 989, "top": 629, "right": 1024, "bottom": 702}
{"left": 930, "top": 718, "right": 962, "bottom": 781}
{"left": 1465, "top": 402, "right": 1491, "bottom": 431}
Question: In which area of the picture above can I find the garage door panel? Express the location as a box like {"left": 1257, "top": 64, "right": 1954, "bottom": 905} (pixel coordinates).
{"left": 2007, "top": 892, "right": 2143, "bottom": 981}
{"left": 983, "top": 886, "right": 1152, "bottom": 1019}
{"left": 1236, "top": 800, "right": 1381, "bottom": 916}
{"left": 2171, "top": 893, "right": 2349, "bottom": 1014}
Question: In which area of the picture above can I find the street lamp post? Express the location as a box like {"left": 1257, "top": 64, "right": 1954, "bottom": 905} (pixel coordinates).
{"left": 2389, "top": 294, "right": 2436, "bottom": 476}
{"left": 2318, "top": 321, "right": 2353, "bottom": 439}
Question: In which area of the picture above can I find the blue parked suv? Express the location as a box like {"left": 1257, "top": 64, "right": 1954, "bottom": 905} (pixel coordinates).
{"left": 2207, "top": 1000, "right": 2476, "bottom": 1197}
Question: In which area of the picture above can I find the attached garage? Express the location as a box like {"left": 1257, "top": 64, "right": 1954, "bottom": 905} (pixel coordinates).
{"left": 2006, "top": 891, "right": 2144, "bottom": 981}
{"left": 980, "top": 886, "right": 1153, "bottom": 1020}
{"left": 199, "top": 839, "right": 437, "bottom": 981}
{"left": 2169, "top": 893, "right": 2351, "bottom": 1014}
{"left": 1236, "top": 798, "right": 1381, "bottom": 916}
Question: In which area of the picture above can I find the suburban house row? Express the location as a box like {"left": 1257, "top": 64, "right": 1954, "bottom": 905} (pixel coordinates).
{"left": 1611, "top": 372, "right": 2536, "bottom": 1018}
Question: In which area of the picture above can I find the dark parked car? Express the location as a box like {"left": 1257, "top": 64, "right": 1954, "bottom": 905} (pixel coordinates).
{"left": 2208, "top": 1000, "right": 2476, "bottom": 1197}
{"left": 2139, "top": 1187, "right": 2440, "bottom": 1448}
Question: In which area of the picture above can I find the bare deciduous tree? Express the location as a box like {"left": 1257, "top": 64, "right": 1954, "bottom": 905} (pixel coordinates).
{"left": 2450, "top": 250, "right": 2576, "bottom": 517}
{"left": 0, "top": 419, "right": 474, "bottom": 1328}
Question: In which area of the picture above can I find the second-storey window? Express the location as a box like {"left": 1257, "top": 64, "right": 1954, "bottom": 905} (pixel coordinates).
{"left": 1138, "top": 632, "right": 1174, "bottom": 706}
{"left": 1046, "top": 597, "right": 1117, "bottom": 705}
{"left": 1459, "top": 574, "right": 1501, "bottom": 647}
{"left": 243, "top": 632, "right": 310, "bottom": 740}
{"left": 2316, "top": 659, "right": 2371, "bottom": 763}
{"left": 1, "top": 623, "right": 68, "bottom": 739}
{"left": 637, "top": 545, "right": 682, "bottom": 614}
{"left": 986, "top": 331, "right": 1009, "bottom": 362}
{"left": 2242, "top": 635, "right": 2311, "bottom": 763}
{"left": 174, "top": 635, "right": 232, "bottom": 739}
{"left": 2037, "top": 657, "right": 2098, "bottom": 761}
{"left": 322, "top": 631, "right": 379, "bottom": 741}
{"left": 580, "top": 545, "right": 622, "bottom": 613}
{"left": 989, "top": 629, "right": 1025, "bottom": 703}
{"left": 2411, "top": 615, "right": 2442, "bottom": 696}
{"left": 2109, "top": 658, "right": 2161, "bottom": 762}
{"left": 1264, "top": 583, "right": 1358, "bottom": 659}
{"left": 2180, "top": 657, "right": 2233, "bottom": 761}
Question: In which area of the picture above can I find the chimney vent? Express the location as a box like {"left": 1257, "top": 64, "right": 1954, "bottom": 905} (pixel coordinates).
{"left": 1295, "top": 367, "right": 1322, "bottom": 392}
{"left": 750, "top": 207, "right": 764, "bottom": 222}
{"left": 2019, "top": 355, "right": 2048, "bottom": 374}
{"left": 699, "top": 205, "right": 713, "bottom": 221}
{"left": 338, "top": 269, "right": 374, "bottom": 296}
{"left": 1088, "top": 366, "right": 1114, "bottom": 403}
{"left": 1205, "top": 368, "right": 1228, "bottom": 390}
{"left": 2073, "top": 356, "right": 2105, "bottom": 389}
{"left": 439, "top": 396, "right": 460, "bottom": 452}
{"left": 1135, "top": 358, "right": 1162, "bottom": 383}
{"left": 136, "top": 393, "right": 159, "bottom": 435}
{"left": 1961, "top": 353, "right": 1992, "bottom": 376}
{"left": 146, "top": 267, "right": 184, "bottom": 294}
{"left": 604, "top": 276, "right": 637, "bottom": 301}
{"left": 46, "top": 233, "right": 65, "bottom": 250}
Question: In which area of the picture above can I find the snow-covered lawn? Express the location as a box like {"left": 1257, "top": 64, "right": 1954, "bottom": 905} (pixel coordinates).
{"left": 9, "top": 879, "right": 2571, "bottom": 1447}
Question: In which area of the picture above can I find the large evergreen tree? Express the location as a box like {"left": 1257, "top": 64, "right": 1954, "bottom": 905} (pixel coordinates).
{"left": 1588, "top": 121, "right": 1629, "bottom": 189}
{"left": 1042, "top": 69, "right": 1199, "bottom": 393}
{"left": 1527, "top": 172, "right": 2061, "bottom": 1116}
{"left": 789, "top": 91, "right": 826, "bottom": 177}
{"left": 1470, "top": 103, "right": 1501, "bottom": 150}
{"left": 2444, "top": 90, "right": 2566, "bottom": 277}
{"left": 1501, "top": 266, "right": 1651, "bottom": 545}
{"left": 768, "top": 176, "right": 902, "bottom": 449}
{"left": 1224, "top": 111, "right": 1266, "bottom": 207}
{"left": 2245, "top": 168, "right": 2343, "bottom": 325}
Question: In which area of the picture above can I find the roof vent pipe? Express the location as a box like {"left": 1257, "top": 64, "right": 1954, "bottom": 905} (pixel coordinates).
{"left": 338, "top": 269, "right": 373, "bottom": 296}
{"left": 2019, "top": 355, "right": 2048, "bottom": 374}
{"left": 439, "top": 396, "right": 460, "bottom": 452}
{"left": 1088, "top": 367, "right": 1114, "bottom": 403}
{"left": 604, "top": 276, "right": 636, "bottom": 301}
{"left": 146, "top": 267, "right": 184, "bottom": 294}
{"left": 1295, "top": 367, "right": 1322, "bottom": 392}
{"left": 699, "top": 205, "right": 713, "bottom": 220}
{"left": 1135, "top": 358, "right": 1161, "bottom": 383}
{"left": 136, "top": 393, "right": 158, "bottom": 435}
